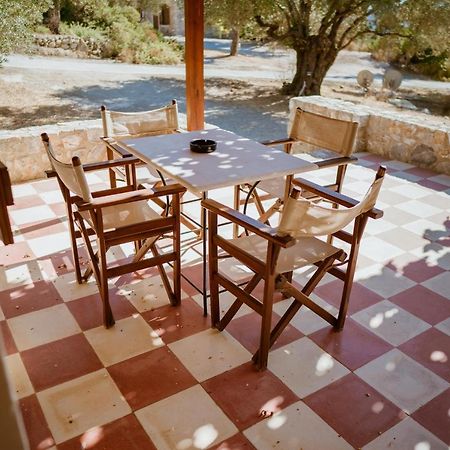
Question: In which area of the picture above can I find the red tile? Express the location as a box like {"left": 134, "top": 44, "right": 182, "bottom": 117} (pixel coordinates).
{"left": 9, "top": 195, "right": 46, "bottom": 211}
{"left": 0, "top": 320, "right": 18, "bottom": 354}
{"left": 66, "top": 290, "right": 137, "bottom": 331}
{"left": 0, "top": 242, "right": 35, "bottom": 266}
{"left": 399, "top": 328, "right": 450, "bottom": 382}
{"left": 21, "top": 333, "right": 103, "bottom": 391}
{"left": 202, "top": 362, "right": 299, "bottom": 430}
{"left": 226, "top": 311, "right": 303, "bottom": 354}
{"left": 179, "top": 263, "right": 204, "bottom": 293}
{"left": 19, "top": 219, "right": 67, "bottom": 240}
{"left": 401, "top": 260, "right": 445, "bottom": 283}
{"left": 57, "top": 414, "right": 157, "bottom": 450}
{"left": 361, "top": 154, "right": 385, "bottom": 163}
{"left": 315, "top": 280, "right": 383, "bottom": 314}
{"left": 113, "top": 265, "right": 160, "bottom": 287}
{"left": 404, "top": 167, "right": 438, "bottom": 178}
{"left": 50, "top": 202, "right": 68, "bottom": 217}
{"left": 39, "top": 249, "right": 89, "bottom": 277}
{"left": 251, "top": 280, "right": 284, "bottom": 304}
{"left": 210, "top": 433, "right": 257, "bottom": 450}
{"left": 309, "top": 319, "right": 392, "bottom": 371}
{"left": 0, "top": 281, "right": 63, "bottom": 319}
{"left": 19, "top": 394, "right": 55, "bottom": 450}
{"left": 304, "top": 373, "right": 404, "bottom": 448}
{"left": 142, "top": 298, "right": 209, "bottom": 344}
{"left": 108, "top": 347, "right": 197, "bottom": 410}
{"left": 417, "top": 179, "right": 448, "bottom": 191}
{"left": 412, "top": 388, "right": 450, "bottom": 445}
{"left": 389, "top": 285, "right": 450, "bottom": 324}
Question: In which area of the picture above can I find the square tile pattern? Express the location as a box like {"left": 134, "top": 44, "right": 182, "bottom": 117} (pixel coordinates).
{"left": 0, "top": 157, "right": 449, "bottom": 449}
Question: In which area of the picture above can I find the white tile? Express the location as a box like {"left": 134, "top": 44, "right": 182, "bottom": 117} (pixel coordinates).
{"left": 422, "top": 272, "right": 450, "bottom": 299}
{"left": 12, "top": 183, "right": 38, "bottom": 198}
{"left": 27, "top": 232, "right": 72, "bottom": 258}
{"left": 8, "top": 304, "right": 81, "bottom": 351}
{"left": 52, "top": 271, "right": 103, "bottom": 302}
{"left": 363, "top": 417, "right": 448, "bottom": 450}
{"left": 381, "top": 160, "right": 414, "bottom": 171}
{"left": 85, "top": 315, "right": 163, "bottom": 366}
{"left": 403, "top": 218, "right": 442, "bottom": 237}
{"left": 268, "top": 337, "right": 349, "bottom": 397}
{"left": 435, "top": 317, "right": 450, "bottom": 337}
{"left": 389, "top": 184, "right": 429, "bottom": 200}
{"left": 245, "top": 401, "right": 353, "bottom": 450}
{"left": 4, "top": 353, "right": 34, "bottom": 399}
{"left": 39, "top": 190, "right": 64, "bottom": 204}
{"left": 9, "top": 205, "right": 57, "bottom": 226}
{"left": 355, "top": 349, "right": 448, "bottom": 414}
{"left": 38, "top": 369, "right": 131, "bottom": 444}
{"left": 359, "top": 236, "right": 404, "bottom": 263}
{"left": 168, "top": 328, "right": 251, "bottom": 382}
{"left": 0, "top": 260, "right": 49, "bottom": 292}
{"left": 352, "top": 300, "right": 430, "bottom": 346}
{"left": 136, "top": 384, "right": 238, "bottom": 450}
{"left": 356, "top": 264, "right": 415, "bottom": 298}
{"left": 396, "top": 200, "right": 440, "bottom": 218}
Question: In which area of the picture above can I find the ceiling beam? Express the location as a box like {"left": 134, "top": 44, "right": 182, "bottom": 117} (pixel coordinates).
{"left": 184, "top": 0, "right": 205, "bottom": 130}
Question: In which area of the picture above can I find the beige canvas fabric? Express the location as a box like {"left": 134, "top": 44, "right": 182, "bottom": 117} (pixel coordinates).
{"left": 278, "top": 177, "right": 383, "bottom": 238}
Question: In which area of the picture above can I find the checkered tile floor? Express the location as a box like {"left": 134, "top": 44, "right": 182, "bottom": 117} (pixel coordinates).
{"left": 1, "top": 152, "right": 449, "bottom": 450}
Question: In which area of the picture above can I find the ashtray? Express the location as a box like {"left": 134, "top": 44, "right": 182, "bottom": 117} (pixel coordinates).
{"left": 190, "top": 139, "right": 217, "bottom": 153}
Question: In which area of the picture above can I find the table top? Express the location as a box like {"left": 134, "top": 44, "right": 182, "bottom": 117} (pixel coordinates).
{"left": 119, "top": 128, "right": 317, "bottom": 195}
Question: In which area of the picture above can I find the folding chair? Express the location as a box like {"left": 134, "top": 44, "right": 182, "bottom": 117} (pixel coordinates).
{"left": 204, "top": 166, "right": 385, "bottom": 370}
{"left": 100, "top": 99, "right": 180, "bottom": 189}
{"left": 235, "top": 107, "right": 359, "bottom": 229}
{"left": 41, "top": 133, "right": 186, "bottom": 328}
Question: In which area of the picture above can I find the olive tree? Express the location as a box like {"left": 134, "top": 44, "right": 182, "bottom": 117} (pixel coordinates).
{"left": 0, "top": 0, "right": 52, "bottom": 60}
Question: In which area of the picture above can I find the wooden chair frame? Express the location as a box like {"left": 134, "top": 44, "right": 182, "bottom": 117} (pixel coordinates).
{"left": 0, "top": 161, "right": 14, "bottom": 245}
{"left": 42, "top": 134, "right": 186, "bottom": 328}
{"left": 204, "top": 167, "right": 385, "bottom": 369}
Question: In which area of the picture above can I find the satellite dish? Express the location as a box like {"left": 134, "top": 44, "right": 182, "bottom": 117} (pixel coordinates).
{"left": 357, "top": 70, "right": 374, "bottom": 90}
{"left": 383, "top": 69, "right": 402, "bottom": 91}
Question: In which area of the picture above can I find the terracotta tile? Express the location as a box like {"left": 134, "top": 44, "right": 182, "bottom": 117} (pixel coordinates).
{"left": 40, "top": 249, "right": 89, "bottom": 277}
{"left": 66, "top": 290, "right": 137, "bottom": 331}
{"left": 417, "top": 179, "right": 449, "bottom": 191}
{"left": 0, "top": 320, "right": 18, "bottom": 354}
{"left": 251, "top": 280, "right": 284, "bottom": 304}
{"left": 412, "top": 388, "right": 450, "bottom": 445}
{"left": 142, "top": 298, "right": 209, "bottom": 344}
{"left": 21, "top": 333, "right": 103, "bottom": 392}
{"left": 19, "top": 394, "right": 55, "bottom": 450}
{"left": 4, "top": 353, "right": 34, "bottom": 398}
{"left": 210, "top": 433, "right": 257, "bottom": 450}
{"left": 57, "top": 414, "right": 157, "bottom": 450}
{"left": 315, "top": 280, "right": 383, "bottom": 315}
{"left": 108, "top": 347, "right": 197, "bottom": 410}
{"left": 113, "top": 265, "right": 160, "bottom": 287}
{"left": 309, "top": 319, "right": 392, "bottom": 371}
{"left": 9, "top": 195, "right": 46, "bottom": 211}
{"left": 304, "top": 373, "right": 404, "bottom": 448}
{"left": 19, "top": 219, "right": 67, "bottom": 240}
{"left": 399, "top": 328, "right": 450, "bottom": 382}
{"left": 401, "top": 258, "right": 445, "bottom": 283}
{"left": 0, "top": 242, "right": 35, "bottom": 266}
{"left": 202, "top": 361, "right": 299, "bottom": 430}
{"left": 389, "top": 285, "right": 450, "bottom": 325}
{"left": 0, "top": 280, "right": 63, "bottom": 319}
{"left": 226, "top": 311, "right": 303, "bottom": 354}
{"left": 404, "top": 167, "right": 438, "bottom": 178}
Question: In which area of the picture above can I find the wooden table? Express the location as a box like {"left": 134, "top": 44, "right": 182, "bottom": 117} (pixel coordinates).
{"left": 117, "top": 128, "right": 318, "bottom": 312}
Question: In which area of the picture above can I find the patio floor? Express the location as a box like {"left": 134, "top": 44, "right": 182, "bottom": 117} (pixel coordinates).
{"left": 1, "top": 152, "right": 449, "bottom": 450}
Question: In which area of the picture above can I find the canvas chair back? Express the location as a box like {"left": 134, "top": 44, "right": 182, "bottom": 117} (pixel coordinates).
{"left": 41, "top": 134, "right": 92, "bottom": 202}
{"left": 289, "top": 108, "right": 358, "bottom": 157}
{"left": 278, "top": 175, "right": 383, "bottom": 238}
{"left": 101, "top": 101, "right": 179, "bottom": 139}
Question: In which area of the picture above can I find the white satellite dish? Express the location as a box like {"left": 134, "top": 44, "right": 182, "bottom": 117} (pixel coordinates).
{"left": 383, "top": 69, "right": 402, "bottom": 91}
{"left": 357, "top": 70, "right": 374, "bottom": 90}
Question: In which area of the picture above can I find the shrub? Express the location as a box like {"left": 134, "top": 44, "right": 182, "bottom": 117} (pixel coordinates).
{"left": 59, "top": 22, "right": 106, "bottom": 42}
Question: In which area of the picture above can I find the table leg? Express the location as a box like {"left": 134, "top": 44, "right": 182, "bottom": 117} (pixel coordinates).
{"left": 201, "top": 191, "right": 208, "bottom": 316}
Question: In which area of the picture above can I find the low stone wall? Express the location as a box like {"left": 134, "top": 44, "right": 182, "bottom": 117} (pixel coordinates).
{"left": 33, "top": 34, "right": 104, "bottom": 58}
{"left": 289, "top": 96, "right": 450, "bottom": 174}
{"left": 0, "top": 121, "right": 106, "bottom": 183}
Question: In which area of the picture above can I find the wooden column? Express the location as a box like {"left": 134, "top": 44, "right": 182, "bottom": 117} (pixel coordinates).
{"left": 184, "top": 0, "right": 204, "bottom": 130}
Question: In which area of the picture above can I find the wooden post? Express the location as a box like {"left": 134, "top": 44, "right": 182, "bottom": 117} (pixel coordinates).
{"left": 184, "top": 0, "right": 204, "bottom": 130}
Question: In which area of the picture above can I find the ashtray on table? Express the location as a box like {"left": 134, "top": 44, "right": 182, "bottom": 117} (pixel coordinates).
{"left": 190, "top": 139, "right": 217, "bottom": 153}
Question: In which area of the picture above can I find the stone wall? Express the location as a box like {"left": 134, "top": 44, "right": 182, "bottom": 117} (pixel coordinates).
{"left": 33, "top": 34, "right": 104, "bottom": 58}
{"left": 290, "top": 96, "right": 450, "bottom": 174}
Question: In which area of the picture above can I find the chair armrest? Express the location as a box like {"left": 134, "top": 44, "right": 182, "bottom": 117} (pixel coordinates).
{"left": 102, "top": 137, "right": 134, "bottom": 157}
{"left": 314, "top": 155, "right": 358, "bottom": 169}
{"left": 292, "top": 178, "right": 383, "bottom": 219}
{"left": 260, "top": 137, "right": 294, "bottom": 147}
{"left": 77, "top": 184, "right": 186, "bottom": 211}
{"left": 202, "top": 198, "right": 295, "bottom": 248}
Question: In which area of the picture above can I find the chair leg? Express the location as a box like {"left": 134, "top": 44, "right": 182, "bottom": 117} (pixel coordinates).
{"left": 98, "top": 238, "right": 114, "bottom": 328}
{"left": 208, "top": 211, "right": 220, "bottom": 326}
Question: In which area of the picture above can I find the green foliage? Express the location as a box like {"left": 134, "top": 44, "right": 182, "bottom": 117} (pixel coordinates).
{"left": 58, "top": 0, "right": 182, "bottom": 64}
{"left": 59, "top": 22, "right": 106, "bottom": 41}
{"left": 0, "top": 0, "right": 52, "bottom": 59}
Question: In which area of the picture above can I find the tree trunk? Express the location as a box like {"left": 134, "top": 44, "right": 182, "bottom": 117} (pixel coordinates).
{"left": 44, "top": 0, "right": 61, "bottom": 34}
{"left": 282, "top": 39, "right": 338, "bottom": 96}
{"left": 230, "top": 28, "right": 240, "bottom": 56}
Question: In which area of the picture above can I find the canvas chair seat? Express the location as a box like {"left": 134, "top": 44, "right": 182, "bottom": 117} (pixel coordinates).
{"left": 228, "top": 233, "right": 341, "bottom": 274}
{"left": 79, "top": 200, "right": 161, "bottom": 231}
